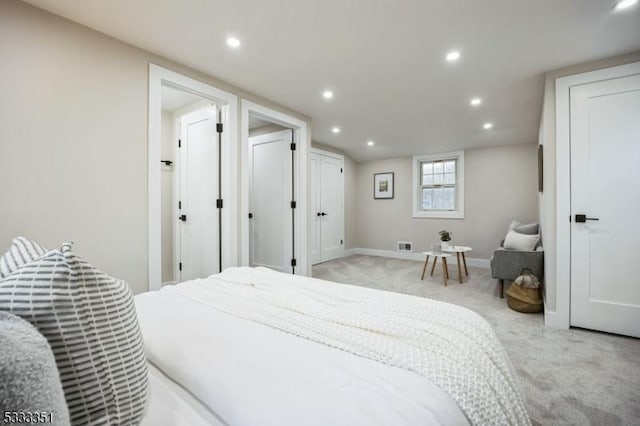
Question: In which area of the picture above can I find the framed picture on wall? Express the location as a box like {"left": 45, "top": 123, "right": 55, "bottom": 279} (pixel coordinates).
{"left": 374, "top": 172, "right": 394, "bottom": 199}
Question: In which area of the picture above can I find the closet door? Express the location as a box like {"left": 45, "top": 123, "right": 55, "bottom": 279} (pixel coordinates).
{"left": 319, "top": 155, "right": 344, "bottom": 262}
{"left": 310, "top": 152, "right": 322, "bottom": 264}
{"left": 311, "top": 150, "right": 344, "bottom": 265}
{"left": 570, "top": 72, "right": 640, "bottom": 338}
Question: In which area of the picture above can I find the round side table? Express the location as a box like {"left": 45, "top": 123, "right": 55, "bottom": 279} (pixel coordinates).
{"left": 420, "top": 251, "right": 452, "bottom": 286}
{"left": 442, "top": 246, "right": 472, "bottom": 283}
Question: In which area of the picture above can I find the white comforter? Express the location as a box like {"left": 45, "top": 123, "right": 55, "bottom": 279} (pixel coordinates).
{"left": 135, "top": 267, "right": 530, "bottom": 426}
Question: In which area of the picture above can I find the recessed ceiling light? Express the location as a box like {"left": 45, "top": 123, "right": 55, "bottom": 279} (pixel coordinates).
{"left": 483, "top": 122, "right": 493, "bottom": 130}
{"left": 332, "top": 127, "right": 341, "bottom": 134}
{"left": 322, "top": 90, "right": 334, "bottom": 99}
{"left": 614, "top": 0, "right": 637, "bottom": 10}
{"left": 470, "top": 97, "right": 482, "bottom": 106}
{"left": 367, "top": 140, "right": 375, "bottom": 146}
{"left": 226, "top": 37, "right": 241, "bottom": 48}
{"left": 446, "top": 50, "right": 461, "bottom": 62}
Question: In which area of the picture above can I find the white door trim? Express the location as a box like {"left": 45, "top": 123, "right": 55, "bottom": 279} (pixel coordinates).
{"left": 553, "top": 60, "right": 640, "bottom": 329}
{"left": 241, "top": 100, "right": 309, "bottom": 276}
{"left": 148, "top": 64, "right": 238, "bottom": 291}
{"left": 310, "top": 148, "right": 345, "bottom": 263}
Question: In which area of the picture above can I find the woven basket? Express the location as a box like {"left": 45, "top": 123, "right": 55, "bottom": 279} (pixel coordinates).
{"left": 507, "top": 269, "right": 543, "bottom": 313}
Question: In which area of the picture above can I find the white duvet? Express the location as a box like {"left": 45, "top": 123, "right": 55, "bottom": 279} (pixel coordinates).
{"left": 135, "top": 267, "right": 530, "bottom": 426}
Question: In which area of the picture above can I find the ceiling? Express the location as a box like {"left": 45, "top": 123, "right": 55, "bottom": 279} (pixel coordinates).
{"left": 24, "top": 0, "right": 640, "bottom": 161}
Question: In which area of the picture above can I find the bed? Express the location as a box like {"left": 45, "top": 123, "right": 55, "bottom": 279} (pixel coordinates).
{"left": 135, "top": 267, "right": 530, "bottom": 426}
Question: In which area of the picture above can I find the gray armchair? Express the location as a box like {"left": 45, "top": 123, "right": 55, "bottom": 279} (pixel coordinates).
{"left": 490, "top": 241, "right": 544, "bottom": 298}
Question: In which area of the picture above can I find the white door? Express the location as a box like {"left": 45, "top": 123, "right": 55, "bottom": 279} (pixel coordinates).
{"left": 178, "top": 107, "right": 219, "bottom": 281}
{"left": 310, "top": 152, "right": 322, "bottom": 264}
{"left": 319, "top": 154, "right": 344, "bottom": 262}
{"left": 570, "top": 73, "right": 640, "bottom": 338}
{"left": 310, "top": 151, "right": 344, "bottom": 265}
{"left": 249, "top": 130, "right": 292, "bottom": 273}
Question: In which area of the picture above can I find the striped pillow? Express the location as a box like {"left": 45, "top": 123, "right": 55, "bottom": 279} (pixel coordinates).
{"left": 0, "top": 236, "right": 48, "bottom": 278}
{"left": 0, "top": 241, "right": 148, "bottom": 425}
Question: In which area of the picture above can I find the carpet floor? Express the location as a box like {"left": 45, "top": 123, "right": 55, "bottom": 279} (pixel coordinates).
{"left": 312, "top": 255, "right": 640, "bottom": 426}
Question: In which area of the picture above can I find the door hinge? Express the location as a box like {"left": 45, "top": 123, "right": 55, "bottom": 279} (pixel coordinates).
{"left": 216, "top": 199, "right": 223, "bottom": 209}
{"left": 216, "top": 123, "right": 223, "bottom": 133}
{"left": 290, "top": 201, "right": 296, "bottom": 209}
{"left": 290, "top": 143, "right": 296, "bottom": 151}
{"left": 178, "top": 139, "right": 181, "bottom": 148}
{"left": 291, "top": 258, "right": 297, "bottom": 267}
{"left": 179, "top": 262, "right": 182, "bottom": 271}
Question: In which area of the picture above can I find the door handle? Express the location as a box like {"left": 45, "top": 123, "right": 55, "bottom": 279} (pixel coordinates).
{"left": 178, "top": 214, "right": 187, "bottom": 222}
{"left": 321, "top": 212, "right": 327, "bottom": 216}
{"left": 317, "top": 212, "right": 321, "bottom": 217}
{"left": 575, "top": 214, "right": 599, "bottom": 223}
{"left": 248, "top": 213, "right": 254, "bottom": 219}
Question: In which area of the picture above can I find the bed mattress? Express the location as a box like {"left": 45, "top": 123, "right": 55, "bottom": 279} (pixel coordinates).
{"left": 135, "top": 267, "right": 529, "bottom": 425}
{"left": 141, "top": 363, "right": 226, "bottom": 426}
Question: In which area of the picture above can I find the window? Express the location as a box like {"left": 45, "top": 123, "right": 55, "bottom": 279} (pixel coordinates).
{"left": 412, "top": 151, "right": 464, "bottom": 219}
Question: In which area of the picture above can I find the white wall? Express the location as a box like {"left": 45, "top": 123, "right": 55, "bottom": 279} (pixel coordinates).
{"left": 0, "top": 0, "right": 310, "bottom": 294}
{"left": 354, "top": 144, "right": 539, "bottom": 261}
{"left": 538, "top": 51, "right": 640, "bottom": 317}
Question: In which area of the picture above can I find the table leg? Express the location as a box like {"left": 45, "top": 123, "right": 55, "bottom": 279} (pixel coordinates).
{"left": 421, "top": 255, "right": 430, "bottom": 280}
{"left": 442, "top": 257, "right": 449, "bottom": 286}
{"left": 462, "top": 252, "right": 469, "bottom": 276}
{"left": 456, "top": 252, "right": 462, "bottom": 284}
{"left": 430, "top": 257, "right": 438, "bottom": 276}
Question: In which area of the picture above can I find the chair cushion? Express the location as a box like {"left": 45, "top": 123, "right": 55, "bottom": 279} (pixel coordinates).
{"left": 514, "top": 222, "right": 539, "bottom": 235}
{"left": 503, "top": 231, "right": 539, "bottom": 251}
{"left": 0, "top": 241, "right": 148, "bottom": 425}
{"left": 507, "top": 221, "right": 539, "bottom": 235}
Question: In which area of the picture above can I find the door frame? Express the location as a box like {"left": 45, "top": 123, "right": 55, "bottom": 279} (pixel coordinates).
{"left": 310, "top": 148, "right": 345, "bottom": 264}
{"left": 554, "top": 61, "right": 640, "bottom": 329}
{"left": 240, "top": 100, "right": 309, "bottom": 276}
{"left": 148, "top": 64, "right": 238, "bottom": 291}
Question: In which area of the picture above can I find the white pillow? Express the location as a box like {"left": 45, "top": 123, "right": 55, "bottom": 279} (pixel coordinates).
{"left": 503, "top": 231, "right": 539, "bottom": 251}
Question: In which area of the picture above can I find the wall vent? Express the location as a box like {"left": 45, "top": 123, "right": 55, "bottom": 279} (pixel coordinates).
{"left": 397, "top": 241, "right": 413, "bottom": 252}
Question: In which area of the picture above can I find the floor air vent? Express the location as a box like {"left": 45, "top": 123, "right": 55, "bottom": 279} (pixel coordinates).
{"left": 397, "top": 241, "right": 413, "bottom": 252}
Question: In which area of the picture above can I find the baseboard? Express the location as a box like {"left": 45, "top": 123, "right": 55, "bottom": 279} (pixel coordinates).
{"left": 342, "top": 248, "right": 490, "bottom": 269}
{"left": 543, "top": 309, "right": 569, "bottom": 329}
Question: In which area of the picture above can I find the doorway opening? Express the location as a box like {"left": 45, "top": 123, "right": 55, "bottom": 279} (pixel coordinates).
{"left": 554, "top": 61, "right": 640, "bottom": 337}
{"left": 160, "top": 87, "right": 221, "bottom": 284}
{"left": 148, "top": 65, "right": 238, "bottom": 291}
{"left": 241, "top": 100, "right": 309, "bottom": 276}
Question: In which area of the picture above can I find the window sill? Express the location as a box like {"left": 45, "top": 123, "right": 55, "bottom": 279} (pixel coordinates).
{"left": 413, "top": 210, "right": 464, "bottom": 219}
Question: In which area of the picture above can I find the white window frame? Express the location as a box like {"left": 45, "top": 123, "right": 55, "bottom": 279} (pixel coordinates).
{"left": 412, "top": 150, "right": 465, "bottom": 219}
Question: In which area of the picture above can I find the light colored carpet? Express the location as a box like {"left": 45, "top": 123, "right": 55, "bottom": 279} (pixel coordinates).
{"left": 313, "top": 255, "right": 640, "bottom": 426}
